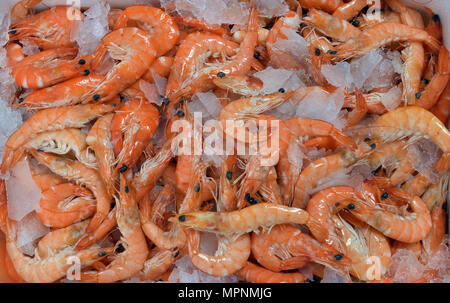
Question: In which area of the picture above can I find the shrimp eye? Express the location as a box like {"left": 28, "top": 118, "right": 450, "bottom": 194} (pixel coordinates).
{"left": 364, "top": 137, "right": 371, "bottom": 142}
{"left": 245, "top": 193, "right": 251, "bottom": 201}
{"left": 177, "top": 110, "right": 185, "bottom": 117}
{"left": 347, "top": 203, "right": 355, "bottom": 210}
{"left": 162, "top": 98, "right": 169, "bottom": 105}
{"left": 93, "top": 94, "right": 100, "bottom": 101}
{"left": 98, "top": 251, "right": 107, "bottom": 257}
{"left": 351, "top": 20, "right": 360, "bottom": 27}
{"left": 194, "top": 184, "right": 200, "bottom": 192}
{"left": 119, "top": 165, "right": 128, "bottom": 173}
{"left": 442, "top": 201, "right": 447, "bottom": 210}
{"left": 83, "top": 70, "right": 90, "bottom": 76}
{"left": 226, "top": 171, "right": 232, "bottom": 180}
{"left": 278, "top": 88, "right": 286, "bottom": 93}
{"left": 78, "top": 59, "right": 86, "bottom": 65}
{"left": 249, "top": 197, "right": 256, "bottom": 204}
{"left": 174, "top": 251, "right": 179, "bottom": 258}
{"left": 253, "top": 51, "right": 261, "bottom": 59}
{"left": 254, "top": 199, "right": 260, "bottom": 204}
{"left": 432, "top": 14, "right": 440, "bottom": 22}
{"left": 334, "top": 254, "right": 343, "bottom": 261}
{"left": 10, "top": 29, "right": 17, "bottom": 35}
{"left": 179, "top": 98, "right": 185, "bottom": 106}
{"left": 314, "top": 48, "right": 321, "bottom": 56}
{"left": 37, "top": 148, "right": 44, "bottom": 152}
{"left": 328, "top": 50, "right": 337, "bottom": 55}
{"left": 370, "top": 143, "right": 376, "bottom": 149}
{"left": 371, "top": 170, "right": 378, "bottom": 175}
{"left": 422, "top": 79, "right": 429, "bottom": 85}
{"left": 18, "top": 97, "right": 24, "bottom": 104}
{"left": 217, "top": 72, "right": 226, "bottom": 78}
{"left": 115, "top": 244, "right": 125, "bottom": 253}
{"left": 415, "top": 92, "right": 421, "bottom": 99}
{"left": 173, "top": 247, "right": 178, "bottom": 251}
{"left": 124, "top": 186, "right": 129, "bottom": 193}
{"left": 178, "top": 215, "right": 186, "bottom": 222}
{"left": 381, "top": 192, "right": 388, "bottom": 199}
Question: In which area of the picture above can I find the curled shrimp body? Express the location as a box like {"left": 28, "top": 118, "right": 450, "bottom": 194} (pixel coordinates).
{"left": 84, "top": 27, "right": 157, "bottom": 103}
{"left": 113, "top": 5, "right": 179, "bottom": 56}
{"left": 346, "top": 187, "right": 432, "bottom": 243}
{"left": 237, "top": 261, "right": 307, "bottom": 283}
{"left": 36, "top": 183, "right": 96, "bottom": 229}
{"left": 9, "top": 6, "right": 81, "bottom": 50}
{"left": 371, "top": 106, "right": 450, "bottom": 153}
{"left": 81, "top": 174, "right": 148, "bottom": 282}
{"left": 1, "top": 103, "right": 115, "bottom": 174}
{"left": 431, "top": 83, "right": 450, "bottom": 123}
{"left": 332, "top": 0, "right": 367, "bottom": 20}
{"left": 139, "top": 247, "right": 179, "bottom": 281}
{"left": 10, "top": 0, "right": 42, "bottom": 22}
{"left": 110, "top": 98, "right": 160, "bottom": 171}
{"left": 142, "top": 56, "right": 174, "bottom": 83}
{"left": 170, "top": 203, "right": 310, "bottom": 235}
{"left": 344, "top": 89, "right": 400, "bottom": 115}
{"left": 11, "top": 48, "right": 91, "bottom": 89}
{"left": 5, "top": 43, "right": 25, "bottom": 66}
{"left": 212, "top": 74, "right": 264, "bottom": 97}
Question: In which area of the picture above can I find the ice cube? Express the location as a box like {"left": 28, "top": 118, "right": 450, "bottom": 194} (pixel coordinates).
{"left": 253, "top": 67, "right": 304, "bottom": 95}
{"left": 6, "top": 159, "right": 42, "bottom": 221}
{"left": 295, "top": 87, "right": 344, "bottom": 123}
{"left": 189, "top": 92, "right": 222, "bottom": 121}
{"left": 0, "top": 47, "right": 16, "bottom": 102}
{"left": 387, "top": 249, "right": 425, "bottom": 283}
{"left": 321, "top": 267, "right": 348, "bottom": 283}
{"left": 19, "top": 40, "right": 39, "bottom": 56}
{"left": 139, "top": 80, "right": 162, "bottom": 106}
{"left": 256, "top": 0, "right": 289, "bottom": 18}
{"left": 406, "top": 139, "right": 442, "bottom": 182}
{"left": 321, "top": 62, "right": 353, "bottom": 89}
{"left": 16, "top": 212, "right": 49, "bottom": 256}
{"left": 380, "top": 86, "right": 402, "bottom": 112}
{"left": 363, "top": 50, "right": 402, "bottom": 91}
{"left": 152, "top": 73, "right": 167, "bottom": 99}
{"left": 0, "top": 99, "right": 23, "bottom": 164}
{"left": 350, "top": 50, "right": 383, "bottom": 90}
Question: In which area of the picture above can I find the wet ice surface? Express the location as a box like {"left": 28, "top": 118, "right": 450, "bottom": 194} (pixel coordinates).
{"left": 72, "top": 1, "right": 111, "bottom": 57}
{"left": 253, "top": 67, "right": 304, "bottom": 95}
{"left": 189, "top": 91, "right": 222, "bottom": 121}
{"left": 139, "top": 80, "right": 163, "bottom": 106}
{"left": 406, "top": 139, "right": 442, "bottom": 182}
{"left": 380, "top": 86, "right": 402, "bottom": 112}
{"left": 19, "top": 40, "right": 40, "bottom": 56}
{"left": 6, "top": 159, "right": 42, "bottom": 221}
{"left": 16, "top": 211, "right": 49, "bottom": 256}
{"left": 0, "top": 99, "right": 22, "bottom": 164}
{"left": 321, "top": 267, "right": 348, "bottom": 283}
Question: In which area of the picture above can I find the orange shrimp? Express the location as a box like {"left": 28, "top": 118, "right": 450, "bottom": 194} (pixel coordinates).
{"left": 425, "top": 9, "right": 442, "bottom": 42}
{"left": 6, "top": 43, "right": 25, "bottom": 66}
{"left": 86, "top": 114, "right": 116, "bottom": 197}
{"left": 298, "top": 0, "right": 343, "bottom": 13}
{"left": 237, "top": 261, "right": 307, "bottom": 283}
{"left": 346, "top": 187, "right": 432, "bottom": 243}
{"left": 170, "top": 203, "right": 310, "bottom": 235}
{"left": 415, "top": 46, "right": 449, "bottom": 109}
{"left": 11, "top": 48, "right": 92, "bottom": 89}
{"left": 342, "top": 88, "right": 368, "bottom": 130}
{"left": 344, "top": 89, "right": 399, "bottom": 115}
{"left": 36, "top": 183, "right": 96, "bottom": 229}
{"left": 10, "top": 0, "right": 42, "bottom": 22}
{"left": 74, "top": 207, "right": 117, "bottom": 250}
{"left": 83, "top": 27, "right": 157, "bottom": 103}
{"left": 1, "top": 103, "right": 115, "bottom": 174}
{"left": 332, "top": 0, "right": 367, "bottom": 20}
{"left": 142, "top": 56, "right": 174, "bottom": 83}
{"left": 28, "top": 159, "right": 65, "bottom": 192}
{"left": 110, "top": 98, "right": 160, "bottom": 172}
{"left": 236, "top": 156, "right": 271, "bottom": 209}
{"left": 81, "top": 173, "right": 148, "bottom": 282}
{"left": 113, "top": 5, "right": 179, "bottom": 56}
{"left": 431, "top": 82, "right": 450, "bottom": 123}
{"left": 174, "top": 15, "right": 229, "bottom": 36}
{"left": 9, "top": 6, "right": 81, "bottom": 50}
{"left": 212, "top": 74, "right": 264, "bottom": 97}
{"left": 218, "top": 155, "right": 237, "bottom": 212}
{"left": 139, "top": 247, "right": 179, "bottom": 281}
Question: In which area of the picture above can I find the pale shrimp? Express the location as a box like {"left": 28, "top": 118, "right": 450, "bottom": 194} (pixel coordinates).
{"left": 259, "top": 167, "right": 282, "bottom": 205}
{"left": 415, "top": 46, "right": 449, "bottom": 109}
{"left": 237, "top": 261, "right": 307, "bottom": 283}
{"left": 9, "top": 6, "right": 81, "bottom": 50}
{"left": 187, "top": 230, "right": 251, "bottom": 276}
{"left": 110, "top": 98, "right": 160, "bottom": 172}
{"left": 327, "top": 22, "right": 441, "bottom": 62}
{"left": 371, "top": 106, "right": 450, "bottom": 153}
{"left": 431, "top": 83, "right": 450, "bottom": 123}
{"left": 28, "top": 159, "right": 65, "bottom": 192}
{"left": 24, "top": 128, "right": 96, "bottom": 168}
{"left": 1, "top": 103, "right": 115, "bottom": 174}
{"left": 332, "top": 0, "right": 367, "bottom": 20}
{"left": 20, "top": 74, "right": 105, "bottom": 109}
{"left": 170, "top": 203, "right": 310, "bottom": 235}
{"left": 344, "top": 89, "right": 400, "bottom": 115}
{"left": 36, "top": 183, "right": 96, "bottom": 229}
{"left": 422, "top": 197, "right": 446, "bottom": 256}
{"left": 83, "top": 27, "right": 157, "bottom": 103}
{"left": 178, "top": 162, "right": 210, "bottom": 214}
{"left": 113, "top": 5, "right": 179, "bottom": 56}
{"left": 236, "top": 156, "right": 271, "bottom": 209}
{"left": 298, "top": 0, "right": 343, "bottom": 13}
{"left": 81, "top": 173, "right": 148, "bottom": 282}
{"left": 174, "top": 15, "right": 229, "bottom": 36}
{"left": 346, "top": 187, "right": 432, "bottom": 243}
{"left": 11, "top": 48, "right": 92, "bottom": 89}
{"left": 212, "top": 74, "right": 264, "bottom": 97}
{"left": 139, "top": 247, "right": 179, "bottom": 281}
{"left": 218, "top": 155, "right": 237, "bottom": 212}
{"left": 86, "top": 113, "right": 116, "bottom": 197}
{"left": 74, "top": 207, "right": 117, "bottom": 250}
{"left": 304, "top": 8, "right": 361, "bottom": 42}
{"left": 30, "top": 151, "right": 112, "bottom": 238}
{"left": 10, "top": 0, "right": 42, "bottom": 23}
{"left": 292, "top": 150, "right": 357, "bottom": 209}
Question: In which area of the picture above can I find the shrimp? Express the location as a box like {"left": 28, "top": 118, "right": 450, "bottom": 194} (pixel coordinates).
{"left": 218, "top": 155, "right": 237, "bottom": 212}
{"left": 20, "top": 75, "right": 105, "bottom": 109}
{"left": 9, "top": 6, "right": 81, "bottom": 50}
{"left": 36, "top": 183, "right": 96, "bottom": 229}
{"left": 415, "top": 46, "right": 449, "bottom": 109}
{"left": 327, "top": 22, "right": 441, "bottom": 62}
{"left": 74, "top": 207, "right": 117, "bottom": 250}
{"left": 81, "top": 173, "right": 148, "bottom": 282}
{"left": 28, "top": 159, "right": 65, "bottom": 192}
{"left": 342, "top": 88, "right": 368, "bottom": 130}
{"left": 292, "top": 150, "right": 357, "bottom": 209}
{"left": 236, "top": 156, "right": 271, "bottom": 209}
{"left": 6, "top": 43, "right": 25, "bottom": 66}
{"left": 30, "top": 151, "right": 112, "bottom": 238}
{"left": 237, "top": 261, "right": 307, "bottom": 283}
{"left": 344, "top": 88, "right": 401, "bottom": 115}
{"left": 10, "top": 0, "right": 42, "bottom": 22}
{"left": 86, "top": 114, "right": 116, "bottom": 197}
{"left": 371, "top": 106, "right": 450, "bottom": 153}
{"left": 298, "top": 0, "right": 343, "bottom": 13}
{"left": 1, "top": 103, "right": 115, "bottom": 174}
{"left": 110, "top": 98, "right": 160, "bottom": 172}
{"left": 304, "top": 8, "right": 361, "bottom": 42}
{"left": 174, "top": 15, "right": 229, "bottom": 36}
{"left": 170, "top": 203, "right": 310, "bottom": 235}
{"left": 11, "top": 48, "right": 92, "bottom": 89}
{"left": 232, "top": 28, "right": 269, "bottom": 45}
{"left": 113, "top": 5, "right": 179, "bottom": 56}
{"left": 83, "top": 27, "right": 157, "bottom": 103}
{"left": 346, "top": 187, "right": 432, "bottom": 243}
{"left": 212, "top": 74, "right": 264, "bottom": 97}
{"left": 142, "top": 56, "right": 174, "bottom": 83}
{"left": 24, "top": 128, "right": 96, "bottom": 168}
{"left": 178, "top": 162, "right": 210, "bottom": 214}
{"left": 139, "top": 247, "right": 179, "bottom": 281}
{"left": 431, "top": 83, "right": 450, "bottom": 123}
{"left": 425, "top": 9, "right": 442, "bottom": 42}
{"left": 332, "top": 0, "right": 368, "bottom": 20}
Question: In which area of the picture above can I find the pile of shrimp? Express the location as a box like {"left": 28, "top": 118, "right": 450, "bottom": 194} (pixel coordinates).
{"left": 0, "top": 0, "right": 449, "bottom": 283}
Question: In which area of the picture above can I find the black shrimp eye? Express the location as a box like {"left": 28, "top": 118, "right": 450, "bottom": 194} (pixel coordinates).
{"left": 422, "top": 79, "right": 429, "bottom": 85}
{"left": 124, "top": 186, "right": 129, "bottom": 193}
{"left": 179, "top": 99, "right": 185, "bottom": 106}
{"left": 249, "top": 197, "right": 256, "bottom": 204}
{"left": 78, "top": 59, "right": 86, "bottom": 65}
{"left": 245, "top": 193, "right": 251, "bottom": 201}
{"left": 217, "top": 71, "right": 226, "bottom": 78}
{"left": 226, "top": 171, "right": 232, "bottom": 180}
{"left": 381, "top": 192, "right": 388, "bottom": 199}
{"left": 433, "top": 14, "right": 440, "bottom": 23}
{"left": 178, "top": 215, "right": 186, "bottom": 222}
{"left": 371, "top": 170, "right": 378, "bottom": 175}
{"left": 347, "top": 203, "right": 355, "bottom": 210}
{"left": 253, "top": 51, "right": 261, "bottom": 59}
{"left": 174, "top": 251, "right": 179, "bottom": 258}
{"left": 98, "top": 251, "right": 107, "bottom": 257}
{"left": 93, "top": 94, "right": 100, "bottom": 101}
{"left": 314, "top": 48, "right": 321, "bottom": 56}
{"left": 351, "top": 20, "right": 360, "bottom": 27}
{"left": 18, "top": 97, "right": 24, "bottom": 104}
{"left": 415, "top": 92, "right": 421, "bottom": 99}
{"left": 83, "top": 70, "right": 90, "bottom": 76}
{"left": 173, "top": 247, "right": 178, "bottom": 251}
{"left": 329, "top": 50, "right": 337, "bottom": 55}
{"left": 177, "top": 110, "right": 184, "bottom": 117}
{"left": 162, "top": 98, "right": 169, "bottom": 105}
{"left": 334, "top": 254, "right": 343, "bottom": 261}
{"left": 364, "top": 137, "right": 371, "bottom": 142}
{"left": 10, "top": 29, "right": 17, "bottom": 35}
{"left": 278, "top": 88, "right": 286, "bottom": 93}
{"left": 370, "top": 143, "right": 376, "bottom": 149}
{"left": 194, "top": 184, "right": 200, "bottom": 192}
{"left": 119, "top": 165, "right": 128, "bottom": 173}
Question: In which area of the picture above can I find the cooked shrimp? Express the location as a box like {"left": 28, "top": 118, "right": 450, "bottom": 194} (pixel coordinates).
{"left": 113, "top": 5, "right": 179, "bottom": 56}
{"left": 174, "top": 15, "right": 229, "bottom": 36}
{"left": 431, "top": 83, "right": 450, "bottom": 123}
{"left": 81, "top": 173, "right": 148, "bottom": 282}
{"left": 74, "top": 207, "right": 117, "bottom": 250}
{"left": 237, "top": 261, "right": 307, "bottom": 283}
{"left": 28, "top": 159, "right": 65, "bottom": 192}
{"left": 425, "top": 9, "right": 442, "bottom": 41}
{"left": 142, "top": 56, "right": 174, "bottom": 83}
{"left": 1, "top": 103, "right": 114, "bottom": 174}
{"left": 6, "top": 43, "right": 25, "bottom": 66}
{"left": 344, "top": 88, "right": 400, "bottom": 115}
{"left": 9, "top": 6, "right": 81, "bottom": 50}
{"left": 170, "top": 203, "right": 310, "bottom": 235}
{"left": 212, "top": 74, "right": 264, "bottom": 97}
{"left": 10, "top": 0, "right": 42, "bottom": 22}
{"left": 236, "top": 156, "right": 271, "bottom": 209}
{"left": 332, "top": 0, "right": 367, "bottom": 20}
{"left": 36, "top": 183, "right": 96, "bottom": 229}
{"left": 139, "top": 247, "right": 179, "bottom": 281}
{"left": 218, "top": 155, "right": 237, "bottom": 212}
{"left": 298, "top": 0, "right": 343, "bottom": 13}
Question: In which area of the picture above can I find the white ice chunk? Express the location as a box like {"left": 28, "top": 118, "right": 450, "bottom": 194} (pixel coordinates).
{"left": 0, "top": 100, "right": 22, "bottom": 164}
{"left": 406, "top": 139, "right": 442, "bottom": 181}
{"left": 139, "top": 80, "right": 162, "bottom": 106}
{"left": 350, "top": 50, "right": 383, "bottom": 89}
{"left": 16, "top": 212, "right": 49, "bottom": 256}
{"left": 19, "top": 40, "right": 40, "bottom": 56}
{"left": 380, "top": 86, "right": 402, "bottom": 112}
{"left": 72, "top": 1, "right": 111, "bottom": 57}
{"left": 189, "top": 92, "right": 222, "bottom": 121}
{"left": 321, "top": 267, "right": 348, "bottom": 283}
{"left": 387, "top": 249, "right": 425, "bottom": 283}
{"left": 255, "top": 0, "right": 289, "bottom": 18}
{"left": 253, "top": 67, "right": 304, "bottom": 95}
{"left": 270, "top": 27, "right": 310, "bottom": 60}
{"left": 6, "top": 159, "right": 42, "bottom": 221}
{"left": 295, "top": 87, "right": 344, "bottom": 123}
{"left": 152, "top": 73, "right": 167, "bottom": 99}
{"left": 321, "top": 61, "right": 353, "bottom": 89}
{"left": 0, "top": 47, "right": 16, "bottom": 101}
